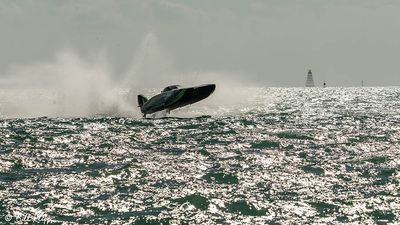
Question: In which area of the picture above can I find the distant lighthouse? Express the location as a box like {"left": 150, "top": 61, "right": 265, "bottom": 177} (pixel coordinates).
{"left": 305, "top": 69, "right": 315, "bottom": 87}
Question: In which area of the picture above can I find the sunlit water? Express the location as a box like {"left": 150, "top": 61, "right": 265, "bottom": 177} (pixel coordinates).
{"left": 0, "top": 87, "right": 399, "bottom": 224}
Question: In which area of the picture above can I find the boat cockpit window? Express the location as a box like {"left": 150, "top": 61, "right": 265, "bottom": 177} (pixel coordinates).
{"left": 162, "top": 85, "right": 181, "bottom": 93}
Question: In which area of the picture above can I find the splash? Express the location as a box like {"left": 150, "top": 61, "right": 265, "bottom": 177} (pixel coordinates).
{"left": 0, "top": 33, "right": 263, "bottom": 118}
{"left": 168, "top": 72, "right": 270, "bottom": 117}
{"left": 0, "top": 50, "right": 136, "bottom": 118}
{"left": 122, "top": 33, "right": 175, "bottom": 89}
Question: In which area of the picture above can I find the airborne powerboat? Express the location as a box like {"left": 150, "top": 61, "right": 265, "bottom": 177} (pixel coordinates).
{"left": 137, "top": 84, "right": 216, "bottom": 117}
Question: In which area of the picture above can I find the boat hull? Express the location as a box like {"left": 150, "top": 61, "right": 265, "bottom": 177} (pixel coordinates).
{"left": 140, "top": 84, "right": 216, "bottom": 115}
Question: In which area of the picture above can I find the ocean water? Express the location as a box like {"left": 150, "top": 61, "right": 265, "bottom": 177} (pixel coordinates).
{"left": 0, "top": 87, "right": 399, "bottom": 224}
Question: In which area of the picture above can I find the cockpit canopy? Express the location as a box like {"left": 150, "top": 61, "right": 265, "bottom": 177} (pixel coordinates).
{"left": 162, "top": 85, "right": 181, "bottom": 93}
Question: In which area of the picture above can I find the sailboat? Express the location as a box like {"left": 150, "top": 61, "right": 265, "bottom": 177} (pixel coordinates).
{"left": 305, "top": 69, "right": 315, "bottom": 87}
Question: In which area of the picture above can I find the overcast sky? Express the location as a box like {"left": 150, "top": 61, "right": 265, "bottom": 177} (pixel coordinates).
{"left": 0, "top": 0, "right": 399, "bottom": 87}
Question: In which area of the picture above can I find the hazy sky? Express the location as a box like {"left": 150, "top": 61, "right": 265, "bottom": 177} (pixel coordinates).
{"left": 1, "top": 0, "right": 399, "bottom": 86}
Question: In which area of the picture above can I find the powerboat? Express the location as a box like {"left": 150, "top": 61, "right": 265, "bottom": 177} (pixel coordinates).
{"left": 137, "top": 84, "right": 216, "bottom": 117}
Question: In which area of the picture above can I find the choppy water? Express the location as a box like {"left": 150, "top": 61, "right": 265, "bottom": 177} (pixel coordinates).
{"left": 0, "top": 87, "right": 399, "bottom": 224}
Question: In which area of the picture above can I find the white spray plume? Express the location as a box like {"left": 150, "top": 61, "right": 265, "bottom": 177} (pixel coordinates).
{"left": 0, "top": 49, "right": 136, "bottom": 118}
{"left": 0, "top": 33, "right": 263, "bottom": 118}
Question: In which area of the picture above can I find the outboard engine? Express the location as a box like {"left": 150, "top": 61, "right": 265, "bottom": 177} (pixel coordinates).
{"left": 137, "top": 95, "right": 148, "bottom": 108}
